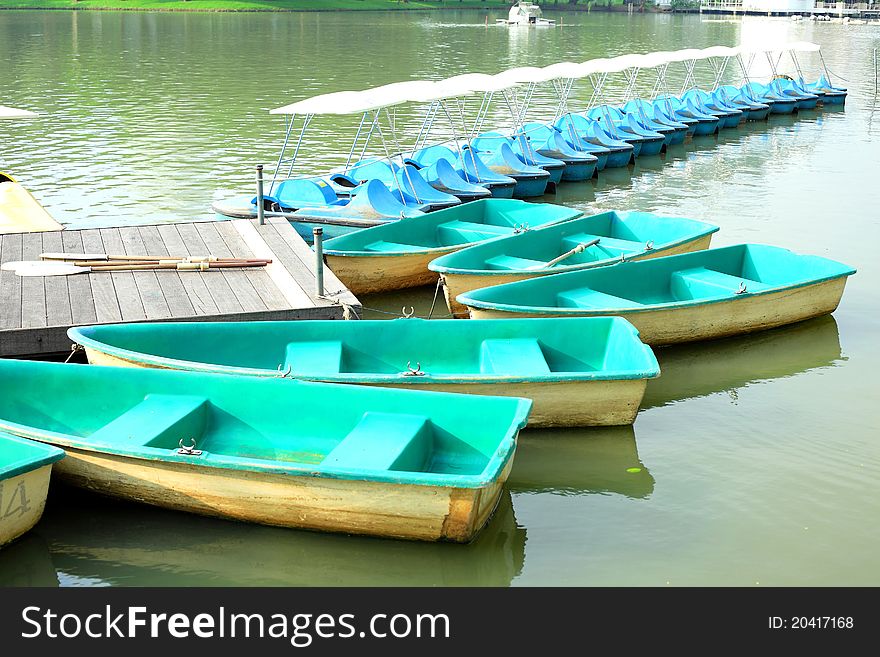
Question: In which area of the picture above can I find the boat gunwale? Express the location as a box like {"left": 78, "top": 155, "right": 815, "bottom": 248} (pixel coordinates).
{"left": 68, "top": 317, "right": 660, "bottom": 385}
{"left": 428, "top": 213, "right": 720, "bottom": 276}
{"left": 0, "top": 432, "right": 65, "bottom": 480}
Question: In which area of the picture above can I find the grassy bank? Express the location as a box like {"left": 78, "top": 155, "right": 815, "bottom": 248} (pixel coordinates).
{"left": 0, "top": 0, "right": 522, "bottom": 12}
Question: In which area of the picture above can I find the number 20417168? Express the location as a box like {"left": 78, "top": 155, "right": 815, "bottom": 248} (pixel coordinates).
{"left": 769, "top": 617, "right": 854, "bottom": 630}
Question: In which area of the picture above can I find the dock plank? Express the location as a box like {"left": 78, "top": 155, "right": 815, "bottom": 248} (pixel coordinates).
{"left": 175, "top": 223, "right": 243, "bottom": 315}
{"left": 61, "top": 230, "right": 98, "bottom": 325}
{"left": 0, "top": 219, "right": 351, "bottom": 358}
{"left": 214, "top": 221, "right": 290, "bottom": 311}
{"left": 138, "top": 225, "right": 195, "bottom": 318}
{"left": 40, "top": 231, "right": 73, "bottom": 327}
{"left": 80, "top": 229, "right": 122, "bottom": 323}
{"left": 156, "top": 224, "right": 219, "bottom": 316}
{"left": 19, "top": 232, "right": 47, "bottom": 329}
{"left": 99, "top": 228, "right": 146, "bottom": 322}
{"left": 118, "top": 226, "right": 172, "bottom": 320}
{"left": 195, "top": 222, "right": 266, "bottom": 313}
{"left": 268, "top": 217, "right": 360, "bottom": 309}
{"left": 0, "top": 233, "right": 23, "bottom": 332}
{"left": 233, "top": 220, "right": 314, "bottom": 309}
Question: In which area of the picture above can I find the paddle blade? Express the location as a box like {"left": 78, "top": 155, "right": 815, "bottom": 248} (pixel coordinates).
{"left": 4, "top": 261, "right": 87, "bottom": 277}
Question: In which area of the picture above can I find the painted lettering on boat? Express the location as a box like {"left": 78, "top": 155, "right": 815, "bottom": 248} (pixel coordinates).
{"left": 0, "top": 480, "right": 32, "bottom": 519}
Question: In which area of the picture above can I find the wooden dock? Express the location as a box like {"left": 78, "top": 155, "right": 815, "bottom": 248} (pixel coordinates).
{"left": 0, "top": 217, "right": 361, "bottom": 358}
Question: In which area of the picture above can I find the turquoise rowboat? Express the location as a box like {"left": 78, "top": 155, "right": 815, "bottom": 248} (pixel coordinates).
{"left": 68, "top": 317, "right": 658, "bottom": 428}
{"left": 0, "top": 360, "right": 530, "bottom": 542}
{"left": 321, "top": 198, "right": 582, "bottom": 295}
{"left": 429, "top": 210, "right": 719, "bottom": 317}
{"left": 0, "top": 433, "right": 64, "bottom": 548}
{"left": 457, "top": 244, "right": 856, "bottom": 346}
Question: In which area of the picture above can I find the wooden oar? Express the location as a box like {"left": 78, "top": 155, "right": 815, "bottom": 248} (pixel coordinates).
{"left": 533, "top": 238, "right": 601, "bottom": 270}
{"left": 41, "top": 252, "right": 272, "bottom": 264}
{"left": 70, "top": 258, "right": 271, "bottom": 268}
{"left": 4, "top": 260, "right": 271, "bottom": 277}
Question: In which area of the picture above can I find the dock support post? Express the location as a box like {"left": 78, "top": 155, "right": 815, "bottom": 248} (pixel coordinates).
{"left": 313, "top": 227, "right": 324, "bottom": 298}
{"left": 256, "top": 165, "right": 265, "bottom": 225}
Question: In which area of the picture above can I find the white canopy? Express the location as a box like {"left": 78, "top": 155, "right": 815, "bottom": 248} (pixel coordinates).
{"left": 495, "top": 66, "right": 556, "bottom": 85}
{"left": 440, "top": 73, "right": 519, "bottom": 94}
{"left": 0, "top": 105, "right": 38, "bottom": 119}
{"left": 270, "top": 41, "right": 821, "bottom": 116}
{"left": 270, "top": 90, "right": 401, "bottom": 116}
{"left": 784, "top": 41, "right": 821, "bottom": 53}
{"left": 700, "top": 46, "right": 740, "bottom": 59}
{"left": 541, "top": 61, "right": 592, "bottom": 81}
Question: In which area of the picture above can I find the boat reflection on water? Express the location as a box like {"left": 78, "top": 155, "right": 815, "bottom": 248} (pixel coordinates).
{"left": 509, "top": 425, "right": 654, "bottom": 499}
{"left": 13, "top": 486, "right": 525, "bottom": 587}
{"left": 643, "top": 314, "right": 843, "bottom": 409}
{"left": 0, "top": 533, "right": 59, "bottom": 587}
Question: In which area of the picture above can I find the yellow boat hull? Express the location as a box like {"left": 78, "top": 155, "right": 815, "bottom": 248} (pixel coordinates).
{"left": 443, "top": 233, "right": 714, "bottom": 318}
{"left": 45, "top": 444, "right": 512, "bottom": 543}
{"left": 325, "top": 246, "right": 459, "bottom": 296}
{"left": 467, "top": 278, "right": 849, "bottom": 346}
{"left": 0, "top": 464, "right": 54, "bottom": 548}
{"left": 0, "top": 175, "right": 62, "bottom": 234}
{"left": 84, "top": 348, "right": 648, "bottom": 428}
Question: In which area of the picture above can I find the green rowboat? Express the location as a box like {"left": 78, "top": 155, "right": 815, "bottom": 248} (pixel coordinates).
{"left": 457, "top": 244, "right": 856, "bottom": 345}
{"left": 0, "top": 433, "right": 64, "bottom": 548}
{"left": 321, "top": 198, "right": 581, "bottom": 295}
{"left": 69, "top": 317, "right": 659, "bottom": 428}
{"left": 428, "top": 210, "right": 719, "bottom": 317}
{"left": 0, "top": 360, "right": 531, "bottom": 542}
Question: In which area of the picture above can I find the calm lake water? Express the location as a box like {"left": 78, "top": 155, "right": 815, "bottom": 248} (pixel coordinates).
{"left": 1, "top": 9, "right": 879, "bottom": 586}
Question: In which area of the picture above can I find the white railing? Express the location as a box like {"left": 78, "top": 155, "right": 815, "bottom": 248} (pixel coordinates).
{"left": 700, "top": 0, "right": 745, "bottom": 10}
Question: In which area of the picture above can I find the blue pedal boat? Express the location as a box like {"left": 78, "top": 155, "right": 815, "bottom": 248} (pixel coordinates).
{"left": 410, "top": 145, "right": 516, "bottom": 199}
{"left": 412, "top": 158, "right": 493, "bottom": 203}
{"left": 588, "top": 106, "right": 666, "bottom": 155}
{"left": 470, "top": 141, "right": 550, "bottom": 198}
{"left": 682, "top": 89, "right": 743, "bottom": 129}
{"left": 771, "top": 78, "right": 820, "bottom": 110}
{"left": 520, "top": 123, "right": 603, "bottom": 177}
{"left": 805, "top": 75, "right": 846, "bottom": 105}
{"left": 529, "top": 121, "right": 610, "bottom": 171}
{"left": 555, "top": 114, "right": 633, "bottom": 168}
{"left": 510, "top": 131, "right": 596, "bottom": 184}
{"left": 656, "top": 96, "right": 720, "bottom": 135}
{"left": 743, "top": 82, "right": 798, "bottom": 114}
{"left": 337, "top": 159, "right": 461, "bottom": 212}
{"left": 714, "top": 86, "right": 771, "bottom": 121}
{"left": 473, "top": 133, "right": 565, "bottom": 189}
{"left": 621, "top": 100, "right": 688, "bottom": 146}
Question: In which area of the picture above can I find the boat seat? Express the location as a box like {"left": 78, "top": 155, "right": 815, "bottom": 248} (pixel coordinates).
{"left": 480, "top": 338, "right": 551, "bottom": 375}
{"left": 322, "top": 412, "right": 433, "bottom": 473}
{"left": 557, "top": 286, "right": 644, "bottom": 310}
{"left": 89, "top": 394, "right": 209, "bottom": 448}
{"left": 436, "top": 220, "right": 514, "bottom": 245}
{"left": 363, "top": 240, "right": 426, "bottom": 254}
{"left": 283, "top": 341, "right": 343, "bottom": 375}
{"left": 670, "top": 267, "right": 770, "bottom": 301}
{"left": 485, "top": 255, "right": 550, "bottom": 271}
{"left": 561, "top": 233, "right": 644, "bottom": 254}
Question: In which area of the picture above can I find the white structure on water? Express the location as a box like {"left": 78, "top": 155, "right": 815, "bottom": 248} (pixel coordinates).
{"left": 700, "top": 0, "right": 815, "bottom": 13}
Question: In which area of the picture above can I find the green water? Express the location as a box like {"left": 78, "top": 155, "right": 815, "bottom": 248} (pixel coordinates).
{"left": 1, "top": 9, "right": 879, "bottom": 586}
